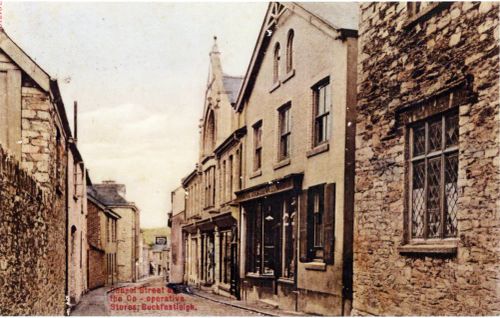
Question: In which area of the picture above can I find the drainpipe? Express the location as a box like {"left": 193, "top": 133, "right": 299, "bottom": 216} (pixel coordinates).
{"left": 64, "top": 137, "right": 70, "bottom": 315}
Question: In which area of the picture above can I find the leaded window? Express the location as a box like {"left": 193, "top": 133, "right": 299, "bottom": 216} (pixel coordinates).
{"left": 410, "top": 110, "right": 459, "bottom": 239}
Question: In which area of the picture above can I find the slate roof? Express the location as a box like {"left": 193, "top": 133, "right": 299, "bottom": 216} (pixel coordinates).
{"left": 222, "top": 75, "right": 244, "bottom": 104}
{"left": 87, "top": 184, "right": 129, "bottom": 206}
{"left": 297, "top": 2, "right": 359, "bottom": 31}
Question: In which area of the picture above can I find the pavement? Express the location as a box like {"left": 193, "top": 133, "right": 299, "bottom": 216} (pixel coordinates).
{"left": 70, "top": 276, "right": 161, "bottom": 316}
{"left": 192, "top": 288, "right": 306, "bottom": 317}
{"left": 71, "top": 277, "right": 307, "bottom": 316}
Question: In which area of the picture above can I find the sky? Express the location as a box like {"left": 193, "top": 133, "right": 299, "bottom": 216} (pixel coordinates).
{"left": 3, "top": 2, "right": 268, "bottom": 228}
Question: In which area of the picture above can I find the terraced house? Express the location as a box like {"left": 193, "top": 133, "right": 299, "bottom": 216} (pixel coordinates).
{"left": 234, "top": 3, "right": 357, "bottom": 315}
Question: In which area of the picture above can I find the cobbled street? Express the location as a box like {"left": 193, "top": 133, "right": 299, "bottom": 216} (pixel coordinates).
{"left": 71, "top": 278, "right": 262, "bottom": 316}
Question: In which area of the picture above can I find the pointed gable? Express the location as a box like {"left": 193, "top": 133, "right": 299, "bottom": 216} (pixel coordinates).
{"left": 235, "top": 2, "right": 359, "bottom": 111}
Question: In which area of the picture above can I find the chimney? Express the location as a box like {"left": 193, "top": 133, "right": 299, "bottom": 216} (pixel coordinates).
{"left": 74, "top": 101, "right": 78, "bottom": 142}
{"left": 101, "top": 180, "right": 126, "bottom": 197}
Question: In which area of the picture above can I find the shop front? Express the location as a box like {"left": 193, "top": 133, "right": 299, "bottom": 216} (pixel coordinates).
{"left": 237, "top": 173, "right": 303, "bottom": 310}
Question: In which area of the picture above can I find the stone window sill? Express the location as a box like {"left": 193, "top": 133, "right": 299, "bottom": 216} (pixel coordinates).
{"left": 246, "top": 272, "right": 274, "bottom": 279}
{"left": 277, "top": 278, "right": 294, "bottom": 285}
{"left": 249, "top": 169, "right": 262, "bottom": 179}
{"left": 304, "top": 261, "right": 326, "bottom": 271}
{"left": 306, "top": 142, "right": 329, "bottom": 158}
{"left": 273, "top": 157, "right": 291, "bottom": 170}
{"left": 282, "top": 69, "right": 295, "bottom": 84}
{"left": 398, "top": 243, "right": 457, "bottom": 256}
{"left": 269, "top": 81, "right": 281, "bottom": 93}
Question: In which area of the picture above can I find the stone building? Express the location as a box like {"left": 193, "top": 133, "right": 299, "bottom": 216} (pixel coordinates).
{"left": 168, "top": 186, "right": 186, "bottom": 284}
{"left": 67, "top": 110, "right": 89, "bottom": 306}
{"left": 233, "top": 3, "right": 358, "bottom": 315}
{"left": 0, "top": 30, "right": 71, "bottom": 315}
{"left": 87, "top": 182, "right": 121, "bottom": 289}
{"left": 90, "top": 180, "right": 140, "bottom": 283}
{"left": 150, "top": 237, "right": 170, "bottom": 278}
{"left": 179, "top": 37, "right": 244, "bottom": 298}
{"left": 353, "top": 2, "right": 499, "bottom": 316}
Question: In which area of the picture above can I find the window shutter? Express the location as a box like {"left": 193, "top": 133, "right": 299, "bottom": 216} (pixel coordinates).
{"left": 323, "top": 183, "right": 336, "bottom": 265}
{"left": 299, "top": 190, "right": 309, "bottom": 262}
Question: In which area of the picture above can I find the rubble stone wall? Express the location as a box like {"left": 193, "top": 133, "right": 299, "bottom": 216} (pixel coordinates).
{"left": 353, "top": 2, "right": 499, "bottom": 316}
{"left": 0, "top": 146, "right": 66, "bottom": 315}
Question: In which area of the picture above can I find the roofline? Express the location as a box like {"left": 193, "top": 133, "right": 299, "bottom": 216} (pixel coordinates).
{"left": 235, "top": 2, "right": 357, "bottom": 112}
{"left": 108, "top": 204, "right": 139, "bottom": 212}
{"left": 235, "top": 2, "right": 273, "bottom": 112}
{"left": 181, "top": 168, "right": 199, "bottom": 187}
{"left": 0, "top": 30, "right": 51, "bottom": 92}
{"left": 213, "top": 125, "right": 247, "bottom": 157}
{"left": 0, "top": 30, "right": 73, "bottom": 139}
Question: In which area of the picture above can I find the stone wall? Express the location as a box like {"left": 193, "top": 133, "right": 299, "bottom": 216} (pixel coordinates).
{"left": 353, "top": 2, "right": 499, "bottom": 316}
{"left": 0, "top": 146, "right": 66, "bottom": 315}
{"left": 88, "top": 249, "right": 106, "bottom": 290}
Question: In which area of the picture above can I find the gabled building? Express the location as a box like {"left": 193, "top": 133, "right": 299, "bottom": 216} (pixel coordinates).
{"left": 0, "top": 29, "right": 75, "bottom": 314}
{"left": 234, "top": 2, "right": 358, "bottom": 315}
{"left": 179, "top": 37, "right": 244, "bottom": 298}
{"left": 89, "top": 180, "right": 140, "bottom": 283}
{"left": 87, "top": 179, "right": 121, "bottom": 289}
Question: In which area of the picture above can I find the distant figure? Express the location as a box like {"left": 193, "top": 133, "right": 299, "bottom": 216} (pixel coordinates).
{"left": 149, "top": 262, "right": 155, "bottom": 275}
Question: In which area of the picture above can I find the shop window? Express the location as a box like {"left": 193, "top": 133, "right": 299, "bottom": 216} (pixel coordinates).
{"left": 282, "top": 197, "right": 296, "bottom": 279}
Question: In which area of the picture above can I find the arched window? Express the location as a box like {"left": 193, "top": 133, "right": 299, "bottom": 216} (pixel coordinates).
{"left": 273, "top": 42, "right": 281, "bottom": 83}
{"left": 205, "top": 109, "right": 216, "bottom": 153}
{"left": 286, "top": 30, "right": 294, "bottom": 73}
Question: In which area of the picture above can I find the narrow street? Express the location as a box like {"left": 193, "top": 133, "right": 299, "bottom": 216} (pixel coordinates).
{"left": 71, "top": 277, "right": 262, "bottom": 316}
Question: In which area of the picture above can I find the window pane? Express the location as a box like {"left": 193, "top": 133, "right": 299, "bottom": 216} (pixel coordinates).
{"left": 413, "top": 124, "right": 425, "bottom": 156}
{"left": 322, "top": 115, "right": 329, "bottom": 142}
{"left": 263, "top": 205, "right": 276, "bottom": 275}
{"left": 325, "top": 83, "right": 331, "bottom": 112}
{"left": 427, "top": 157, "right": 442, "bottom": 238}
{"left": 445, "top": 153, "right": 458, "bottom": 237}
{"left": 412, "top": 160, "right": 425, "bottom": 238}
{"left": 428, "top": 118, "right": 442, "bottom": 152}
{"left": 445, "top": 113, "right": 459, "bottom": 147}
{"left": 318, "top": 86, "right": 325, "bottom": 115}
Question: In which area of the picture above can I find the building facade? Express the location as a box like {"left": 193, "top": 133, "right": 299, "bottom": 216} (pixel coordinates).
{"left": 0, "top": 30, "right": 73, "bottom": 315}
{"left": 234, "top": 3, "right": 358, "bottom": 315}
{"left": 180, "top": 37, "right": 244, "bottom": 298}
{"left": 353, "top": 2, "right": 499, "bottom": 316}
{"left": 87, "top": 185, "right": 121, "bottom": 289}
{"left": 67, "top": 137, "right": 88, "bottom": 305}
{"left": 90, "top": 181, "right": 140, "bottom": 283}
{"left": 168, "top": 186, "right": 186, "bottom": 284}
